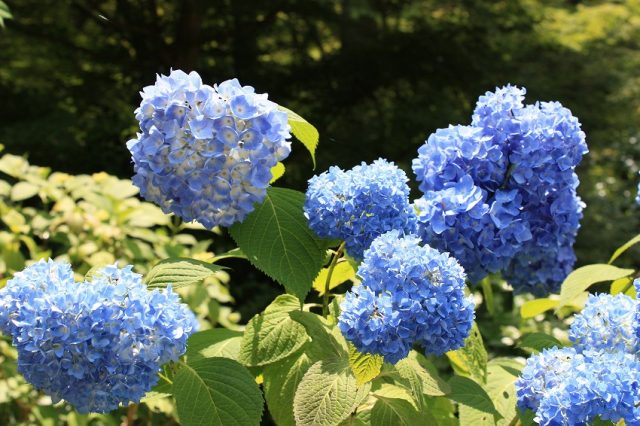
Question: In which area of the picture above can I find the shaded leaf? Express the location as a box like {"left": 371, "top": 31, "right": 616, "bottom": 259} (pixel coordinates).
{"left": 145, "top": 257, "right": 224, "bottom": 289}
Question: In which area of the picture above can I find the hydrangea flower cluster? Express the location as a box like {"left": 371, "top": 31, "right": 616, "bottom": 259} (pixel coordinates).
{"left": 0, "top": 260, "right": 198, "bottom": 413}
{"left": 338, "top": 230, "right": 475, "bottom": 364}
{"left": 413, "top": 85, "right": 588, "bottom": 295}
{"left": 516, "top": 288, "right": 640, "bottom": 425}
{"left": 304, "top": 159, "right": 417, "bottom": 259}
{"left": 127, "top": 70, "right": 291, "bottom": 229}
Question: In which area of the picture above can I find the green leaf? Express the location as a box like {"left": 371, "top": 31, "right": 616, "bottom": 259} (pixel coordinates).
{"left": 186, "top": 329, "right": 243, "bottom": 363}
{"left": 144, "top": 257, "right": 224, "bottom": 289}
{"left": 10, "top": 181, "right": 39, "bottom": 201}
{"left": 370, "top": 384, "right": 435, "bottom": 426}
{"left": 459, "top": 360, "right": 521, "bottom": 426}
{"left": 174, "top": 358, "right": 264, "bottom": 426}
{"left": 610, "top": 276, "right": 634, "bottom": 296}
{"left": 609, "top": 233, "right": 640, "bottom": 264}
{"left": 348, "top": 343, "right": 383, "bottom": 385}
{"left": 446, "top": 322, "right": 487, "bottom": 382}
{"left": 448, "top": 375, "right": 501, "bottom": 420}
{"left": 279, "top": 106, "right": 319, "bottom": 167}
{"left": 0, "top": 2, "right": 12, "bottom": 29}
{"left": 270, "top": 162, "right": 286, "bottom": 183}
{"left": 558, "top": 264, "right": 634, "bottom": 308}
{"left": 480, "top": 278, "right": 495, "bottom": 315}
{"left": 238, "top": 295, "right": 308, "bottom": 366}
{"left": 520, "top": 298, "right": 559, "bottom": 319}
{"left": 293, "top": 359, "right": 370, "bottom": 426}
{"left": 394, "top": 351, "right": 450, "bottom": 397}
{"left": 229, "top": 187, "right": 326, "bottom": 301}
{"left": 518, "top": 333, "right": 562, "bottom": 353}
{"left": 313, "top": 260, "right": 356, "bottom": 295}
{"left": 263, "top": 352, "right": 314, "bottom": 426}
{"left": 289, "top": 310, "right": 347, "bottom": 360}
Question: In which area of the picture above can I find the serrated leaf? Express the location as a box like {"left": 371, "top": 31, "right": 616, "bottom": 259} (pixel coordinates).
{"left": 348, "top": 343, "right": 383, "bottom": 385}
{"left": 313, "top": 260, "right": 356, "bottom": 295}
{"left": 520, "top": 298, "right": 558, "bottom": 319}
{"left": 446, "top": 322, "right": 487, "bottom": 382}
{"left": 609, "top": 233, "right": 640, "bottom": 264}
{"left": 145, "top": 257, "right": 224, "bottom": 289}
{"left": 229, "top": 187, "right": 325, "bottom": 301}
{"left": 517, "top": 333, "right": 562, "bottom": 353}
{"left": 10, "top": 181, "right": 39, "bottom": 201}
{"left": 238, "top": 294, "right": 307, "bottom": 366}
{"left": 279, "top": 106, "right": 319, "bottom": 167}
{"left": 186, "top": 329, "right": 243, "bottom": 363}
{"left": 289, "top": 310, "right": 347, "bottom": 360}
{"left": 448, "top": 375, "right": 501, "bottom": 420}
{"left": 394, "top": 351, "right": 450, "bottom": 397}
{"left": 270, "top": 162, "right": 285, "bottom": 184}
{"left": 558, "top": 264, "right": 634, "bottom": 308}
{"left": 174, "top": 358, "right": 264, "bottom": 426}
{"left": 293, "top": 360, "right": 370, "bottom": 426}
{"left": 263, "top": 352, "right": 314, "bottom": 426}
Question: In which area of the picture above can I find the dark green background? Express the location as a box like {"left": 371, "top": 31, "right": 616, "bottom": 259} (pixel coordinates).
{"left": 1, "top": 0, "right": 639, "bottom": 267}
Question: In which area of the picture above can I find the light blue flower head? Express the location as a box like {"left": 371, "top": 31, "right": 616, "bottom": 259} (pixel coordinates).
{"left": 0, "top": 260, "right": 198, "bottom": 413}
{"left": 128, "top": 70, "right": 291, "bottom": 228}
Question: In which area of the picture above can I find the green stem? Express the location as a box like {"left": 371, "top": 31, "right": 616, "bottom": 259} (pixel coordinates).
{"left": 322, "top": 242, "right": 346, "bottom": 317}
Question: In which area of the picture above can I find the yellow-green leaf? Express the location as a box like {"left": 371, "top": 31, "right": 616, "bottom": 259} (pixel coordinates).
{"left": 558, "top": 264, "right": 634, "bottom": 308}
{"left": 10, "top": 181, "right": 39, "bottom": 201}
{"left": 313, "top": 260, "right": 356, "bottom": 295}
{"left": 348, "top": 343, "right": 383, "bottom": 385}
{"left": 270, "top": 162, "right": 285, "bottom": 184}
{"left": 520, "top": 298, "right": 558, "bottom": 319}
{"left": 279, "top": 106, "right": 319, "bottom": 168}
{"left": 608, "top": 233, "right": 640, "bottom": 264}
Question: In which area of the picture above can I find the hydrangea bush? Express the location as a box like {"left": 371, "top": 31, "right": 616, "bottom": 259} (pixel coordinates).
{"left": 3, "top": 71, "right": 640, "bottom": 425}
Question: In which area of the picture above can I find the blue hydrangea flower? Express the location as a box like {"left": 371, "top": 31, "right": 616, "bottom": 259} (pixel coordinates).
{"left": 338, "top": 231, "right": 474, "bottom": 364}
{"left": 569, "top": 293, "right": 637, "bottom": 354}
{"left": 127, "top": 70, "right": 291, "bottom": 228}
{"left": 516, "top": 348, "right": 640, "bottom": 425}
{"left": 413, "top": 85, "right": 588, "bottom": 295}
{"left": 0, "top": 260, "right": 198, "bottom": 413}
{"left": 304, "top": 159, "right": 417, "bottom": 259}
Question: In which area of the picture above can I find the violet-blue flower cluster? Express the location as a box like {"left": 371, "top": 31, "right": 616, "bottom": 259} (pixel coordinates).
{"left": 338, "top": 230, "right": 474, "bottom": 364}
{"left": 304, "top": 159, "right": 416, "bottom": 259}
{"left": 128, "top": 70, "right": 291, "bottom": 228}
{"left": 413, "top": 85, "right": 588, "bottom": 295}
{"left": 0, "top": 260, "right": 198, "bottom": 413}
{"left": 515, "top": 288, "right": 640, "bottom": 425}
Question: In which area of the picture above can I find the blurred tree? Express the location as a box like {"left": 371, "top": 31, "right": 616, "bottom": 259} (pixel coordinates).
{"left": 0, "top": 0, "right": 638, "bottom": 265}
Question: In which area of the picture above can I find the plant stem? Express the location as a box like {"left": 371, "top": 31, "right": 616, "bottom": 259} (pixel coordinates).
{"left": 322, "top": 242, "right": 345, "bottom": 317}
{"left": 126, "top": 404, "right": 138, "bottom": 426}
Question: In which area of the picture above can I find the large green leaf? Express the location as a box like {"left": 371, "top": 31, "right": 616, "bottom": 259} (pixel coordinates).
{"left": 459, "top": 360, "right": 522, "bottom": 426}
{"left": 370, "top": 384, "right": 433, "bottom": 426}
{"left": 293, "top": 359, "right": 370, "bottom": 426}
{"left": 238, "top": 295, "right": 308, "bottom": 366}
{"left": 448, "top": 375, "right": 501, "bottom": 420}
{"left": 145, "top": 257, "right": 224, "bottom": 289}
{"left": 186, "top": 329, "right": 243, "bottom": 363}
{"left": 229, "top": 187, "right": 326, "bottom": 301}
{"left": 289, "top": 310, "right": 347, "bottom": 360}
{"left": 558, "top": 264, "right": 634, "bottom": 308}
{"left": 263, "top": 352, "right": 314, "bottom": 426}
{"left": 517, "top": 333, "right": 562, "bottom": 353}
{"left": 348, "top": 343, "right": 383, "bottom": 385}
{"left": 446, "top": 322, "right": 487, "bottom": 383}
{"left": 279, "top": 106, "right": 319, "bottom": 167}
{"left": 173, "top": 358, "right": 264, "bottom": 426}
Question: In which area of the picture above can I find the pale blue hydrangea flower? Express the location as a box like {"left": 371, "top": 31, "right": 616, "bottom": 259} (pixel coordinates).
{"left": 0, "top": 260, "right": 198, "bottom": 413}
{"left": 516, "top": 348, "right": 640, "bottom": 425}
{"left": 413, "top": 85, "right": 588, "bottom": 295}
{"left": 304, "top": 158, "right": 417, "bottom": 259}
{"left": 569, "top": 293, "right": 637, "bottom": 354}
{"left": 338, "top": 230, "right": 474, "bottom": 364}
{"left": 128, "top": 70, "right": 291, "bottom": 228}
